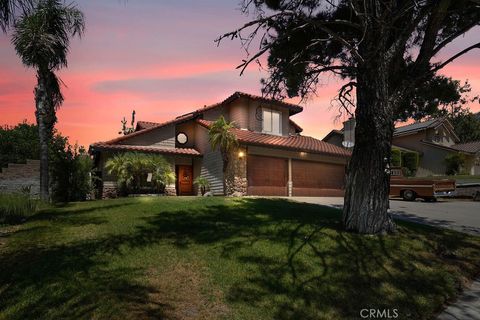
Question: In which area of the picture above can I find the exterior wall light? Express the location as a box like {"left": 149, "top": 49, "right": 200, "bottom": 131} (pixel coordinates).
{"left": 300, "top": 152, "right": 307, "bottom": 157}
{"left": 238, "top": 151, "right": 245, "bottom": 158}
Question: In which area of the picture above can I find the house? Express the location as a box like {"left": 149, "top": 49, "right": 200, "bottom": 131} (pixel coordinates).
{"left": 90, "top": 92, "right": 350, "bottom": 197}
{"left": 323, "top": 117, "right": 480, "bottom": 176}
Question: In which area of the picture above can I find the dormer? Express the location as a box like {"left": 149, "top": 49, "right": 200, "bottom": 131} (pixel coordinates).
{"left": 222, "top": 92, "right": 303, "bottom": 136}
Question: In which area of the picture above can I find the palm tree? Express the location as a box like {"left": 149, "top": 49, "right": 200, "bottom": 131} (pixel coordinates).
{"left": 208, "top": 116, "right": 238, "bottom": 194}
{"left": 105, "top": 152, "right": 175, "bottom": 195}
{"left": 0, "top": 0, "right": 33, "bottom": 32}
{"left": 11, "top": 0, "right": 85, "bottom": 201}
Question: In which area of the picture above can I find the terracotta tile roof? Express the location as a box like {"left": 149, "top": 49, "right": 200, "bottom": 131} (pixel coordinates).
{"left": 197, "top": 119, "right": 350, "bottom": 157}
{"left": 135, "top": 121, "right": 160, "bottom": 130}
{"left": 90, "top": 143, "right": 201, "bottom": 156}
{"left": 451, "top": 141, "right": 480, "bottom": 153}
{"left": 102, "top": 113, "right": 195, "bottom": 145}
{"left": 101, "top": 91, "right": 303, "bottom": 144}
{"left": 186, "top": 91, "right": 303, "bottom": 117}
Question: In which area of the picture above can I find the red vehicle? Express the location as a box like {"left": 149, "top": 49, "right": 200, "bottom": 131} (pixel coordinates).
{"left": 389, "top": 168, "right": 456, "bottom": 201}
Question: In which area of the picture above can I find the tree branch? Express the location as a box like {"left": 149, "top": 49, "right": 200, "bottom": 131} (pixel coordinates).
{"left": 431, "top": 42, "right": 480, "bottom": 72}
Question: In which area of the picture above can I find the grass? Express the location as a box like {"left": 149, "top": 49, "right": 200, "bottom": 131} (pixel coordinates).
{"left": 0, "top": 193, "right": 39, "bottom": 224}
{"left": 0, "top": 197, "right": 479, "bottom": 320}
{"left": 418, "top": 175, "right": 480, "bottom": 183}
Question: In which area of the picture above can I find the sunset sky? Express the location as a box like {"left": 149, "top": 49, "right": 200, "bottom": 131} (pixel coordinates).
{"left": 1, "top": 0, "right": 479, "bottom": 148}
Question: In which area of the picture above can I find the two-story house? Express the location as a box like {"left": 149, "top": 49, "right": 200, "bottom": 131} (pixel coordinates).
{"left": 323, "top": 117, "right": 480, "bottom": 176}
{"left": 90, "top": 92, "right": 351, "bottom": 197}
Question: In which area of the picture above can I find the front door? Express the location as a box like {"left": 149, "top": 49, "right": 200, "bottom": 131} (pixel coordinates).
{"left": 177, "top": 165, "right": 193, "bottom": 195}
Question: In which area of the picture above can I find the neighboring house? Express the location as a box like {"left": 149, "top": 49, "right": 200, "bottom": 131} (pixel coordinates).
{"left": 90, "top": 92, "right": 350, "bottom": 197}
{"left": 323, "top": 117, "right": 480, "bottom": 176}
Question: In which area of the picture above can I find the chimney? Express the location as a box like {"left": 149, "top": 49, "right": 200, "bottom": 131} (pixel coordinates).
{"left": 342, "top": 117, "right": 356, "bottom": 148}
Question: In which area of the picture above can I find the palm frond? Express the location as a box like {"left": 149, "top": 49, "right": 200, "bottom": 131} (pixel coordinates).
{"left": 11, "top": 0, "right": 85, "bottom": 70}
{"left": 0, "top": 0, "right": 33, "bottom": 32}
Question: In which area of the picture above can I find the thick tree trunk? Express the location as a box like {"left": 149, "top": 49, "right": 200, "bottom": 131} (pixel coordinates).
{"left": 342, "top": 65, "right": 396, "bottom": 234}
{"left": 35, "top": 72, "right": 50, "bottom": 202}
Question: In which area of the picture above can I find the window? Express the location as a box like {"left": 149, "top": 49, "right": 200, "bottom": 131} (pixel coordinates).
{"left": 262, "top": 107, "right": 282, "bottom": 135}
{"left": 176, "top": 132, "right": 188, "bottom": 145}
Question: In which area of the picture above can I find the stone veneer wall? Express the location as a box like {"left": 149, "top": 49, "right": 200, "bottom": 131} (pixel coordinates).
{"left": 225, "top": 147, "right": 247, "bottom": 196}
{"left": 0, "top": 160, "right": 40, "bottom": 197}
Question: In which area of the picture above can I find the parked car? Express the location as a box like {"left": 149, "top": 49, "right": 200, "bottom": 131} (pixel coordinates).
{"left": 390, "top": 167, "right": 456, "bottom": 201}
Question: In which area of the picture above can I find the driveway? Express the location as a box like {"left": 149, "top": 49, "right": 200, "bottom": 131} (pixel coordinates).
{"left": 291, "top": 197, "right": 480, "bottom": 235}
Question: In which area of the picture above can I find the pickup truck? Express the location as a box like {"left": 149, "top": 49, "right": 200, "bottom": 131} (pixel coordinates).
{"left": 390, "top": 167, "right": 456, "bottom": 201}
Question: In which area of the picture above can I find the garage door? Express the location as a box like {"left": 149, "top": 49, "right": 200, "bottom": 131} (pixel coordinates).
{"left": 292, "top": 160, "right": 345, "bottom": 196}
{"left": 247, "top": 155, "right": 287, "bottom": 196}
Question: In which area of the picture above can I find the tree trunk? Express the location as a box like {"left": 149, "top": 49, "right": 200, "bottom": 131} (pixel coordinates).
{"left": 35, "top": 72, "right": 50, "bottom": 202}
{"left": 342, "top": 64, "right": 396, "bottom": 234}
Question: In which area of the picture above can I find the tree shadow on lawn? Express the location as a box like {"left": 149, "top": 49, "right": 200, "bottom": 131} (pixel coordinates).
{"left": 0, "top": 238, "right": 174, "bottom": 319}
{"left": 1, "top": 198, "right": 479, "bottom": 319}
{"left": 127, "top": 198, "right": 480, "bottom": 319}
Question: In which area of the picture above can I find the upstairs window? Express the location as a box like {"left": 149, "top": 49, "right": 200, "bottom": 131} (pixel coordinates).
{"left": 262, "top": 107, "right": 282, "bottom": 135}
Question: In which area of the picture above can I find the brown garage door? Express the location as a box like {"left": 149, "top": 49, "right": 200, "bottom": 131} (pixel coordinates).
{"left": 247, "top": 155, "right": 287, "bottom": 196}
{"left": 292, "top": 160, "right": 345, "bottom": 196}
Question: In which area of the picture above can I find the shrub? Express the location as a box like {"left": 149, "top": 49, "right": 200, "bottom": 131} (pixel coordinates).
{"left": 105, "top": 153, "right": 175, "bottom": 195}
{"left": 402, "top": 152, "right": 419, "bottom": 176}
{"left": 0, "top": 193, "right": 39, "bottom": 224}
{"left": 445, "top": 153, "right": 466, "bottom": 175}
{"left": 391, "top": 149, "right": 402, "bottom": 167}
{"left": 50, "top": 140, "right": 93, "bottom": 202}
{"left": 194, "top": 176, "right": 210, "bottom": 196}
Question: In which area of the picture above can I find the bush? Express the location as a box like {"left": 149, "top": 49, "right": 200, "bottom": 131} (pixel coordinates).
{"left": 445, "top": 153, "right": 466, "bottom": 175}
{"left": 0, "top": 193, "right": 39, "bottom": 224}
{"left": 1, "top": 122, "right": 93, "bottom": 203}
{"left": 402, "top": 151, "right": 419, "bottom": 176}
{"left": 105, "top": 153, "right": 175, "bottom": 195}
{"left": 50, "top": 139, "right": 93, "bottom": 202}
{"left": 194, "top": 176, "right": 210, "bottom": 196}
{"left": 391, "top": 149, "right": 402, "bottom": 167}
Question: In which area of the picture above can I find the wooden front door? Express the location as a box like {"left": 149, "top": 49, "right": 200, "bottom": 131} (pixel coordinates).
{"left": 177, "top": 165, "right": 193, "bottom": 195}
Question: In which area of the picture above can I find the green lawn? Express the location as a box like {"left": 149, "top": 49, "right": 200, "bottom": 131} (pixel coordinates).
{"left": 1, "top": 197, "right": 480, "bottom": 320}
{"left": 418, "top": 175, "right": 480, "bottom": 184}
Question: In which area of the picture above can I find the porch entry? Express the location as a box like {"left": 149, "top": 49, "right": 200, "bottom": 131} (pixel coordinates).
{"left": 176, "top": 165, "right": 193, "bottom": 195}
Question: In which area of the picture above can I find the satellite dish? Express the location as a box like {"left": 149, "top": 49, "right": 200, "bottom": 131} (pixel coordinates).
{"left": 342, "top": 141, "right": 354, "bottom": 148}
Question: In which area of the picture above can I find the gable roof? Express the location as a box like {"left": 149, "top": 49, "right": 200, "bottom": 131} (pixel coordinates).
{"left": 394, "top": 118, "right": 441, "bottom": 135}
{"left": 196, "top": 119, "right": 350, "bottom": 158}
{"left": 322, "top": 129, "right": 343, "bottom": 142}
{"left": 451, "top": 141, "right": 480, "bottom": 153}
{"left": 394, "top": 117, "right": 459, "bottom": 141}
{"left": 289, "top": 119, "right": 303, "bottom": 133}
{"left": 193, "top": 91, "right": 303, "bottom": 116}
{"left": 115, "top": 91, "right": 303, "bottom": 140}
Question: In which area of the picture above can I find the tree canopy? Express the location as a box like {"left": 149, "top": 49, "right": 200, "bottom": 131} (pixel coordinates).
{"left": 219, "top": 0, "right": 480, "bottom": 234}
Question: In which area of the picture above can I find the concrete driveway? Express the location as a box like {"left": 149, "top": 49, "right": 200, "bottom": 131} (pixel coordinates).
{"left": 291, "top": 197, "right": 480, "bottom": 235}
